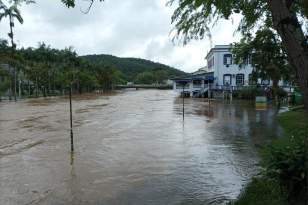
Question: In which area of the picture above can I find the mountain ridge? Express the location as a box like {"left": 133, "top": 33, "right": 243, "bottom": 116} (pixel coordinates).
{"left": 82, "top": 54, "right": 186, "bottom": 82}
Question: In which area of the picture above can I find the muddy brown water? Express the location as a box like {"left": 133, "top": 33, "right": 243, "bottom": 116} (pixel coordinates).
{"left": 0, "top": 90, "right": 282, "bottom": 205}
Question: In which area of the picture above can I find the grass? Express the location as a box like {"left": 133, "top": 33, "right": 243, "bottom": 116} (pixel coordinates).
{"left": 277, "top": 109, "right": 308, "bottom": 137}
{"left": 230, "top": 109, "right": 308, "bottom": 205}
{"left": 229, "top": 178, "right": 287, "bottom": 205}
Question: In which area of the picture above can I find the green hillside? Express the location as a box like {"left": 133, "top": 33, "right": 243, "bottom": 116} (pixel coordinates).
{"left": 82, "top": 54, "right": 186, "bottom": 83}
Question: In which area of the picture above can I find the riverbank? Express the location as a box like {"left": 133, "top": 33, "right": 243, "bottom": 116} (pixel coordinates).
{"left": 230, "top": 109, "right": 308, "bottom": 205}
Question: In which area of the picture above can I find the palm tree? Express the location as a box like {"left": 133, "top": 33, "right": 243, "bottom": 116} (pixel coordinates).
{"left": 0, "top": 0, "right": 34, "bottom": 101}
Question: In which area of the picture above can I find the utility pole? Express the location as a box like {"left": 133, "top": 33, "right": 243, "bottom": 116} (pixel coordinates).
{"left": 69, "top": 84, "right": 74, "bottom": 152}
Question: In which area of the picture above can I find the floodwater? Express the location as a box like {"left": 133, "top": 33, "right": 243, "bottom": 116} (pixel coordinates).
{"left": 0, "top": 90, "right": 282, "bottom": 205}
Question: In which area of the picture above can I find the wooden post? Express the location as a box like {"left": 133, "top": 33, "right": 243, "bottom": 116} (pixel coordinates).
{"left": 69, "top": 84, "right": 74, "bottom": 152}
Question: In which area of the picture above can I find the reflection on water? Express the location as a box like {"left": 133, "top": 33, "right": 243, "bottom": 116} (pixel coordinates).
{"left": 0, "top": 90, "right": 281, "bottom": 205}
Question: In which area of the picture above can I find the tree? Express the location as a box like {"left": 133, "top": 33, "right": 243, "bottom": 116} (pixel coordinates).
{"left": 167, "top": 0, "right": 308, "bottom": 109}
{"left": 153, "top": 68, "right": 168, "bottom": 84}
{"left": 135, "top": 71, "right": 155, "bottom": 84}
{"left": 0, "top": 0, "right": 34, "bottom": 100}
{"left": 232, "top": 28, "right": 295, "bottom": 100}
{"left": 96, "top": 65, "right": 123, "bottom": 90}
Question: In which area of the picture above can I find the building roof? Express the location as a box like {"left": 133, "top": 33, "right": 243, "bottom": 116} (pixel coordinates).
{"left": 192, "top": 66, "right": 210, "bottom": 75}
{"left": 205, "top": 44, "right": 232, "bottom": 59}
{"left": 172, "top": 71, "right": 214, "bottom": 82}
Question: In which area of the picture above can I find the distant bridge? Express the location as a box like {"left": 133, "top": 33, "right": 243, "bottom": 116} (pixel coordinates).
{"left": 115, "top": 84, "right": 172, "bottom": 89}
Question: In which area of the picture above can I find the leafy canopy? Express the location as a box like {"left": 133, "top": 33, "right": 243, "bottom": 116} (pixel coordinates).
{"left": 232, "top": 28, "right": 294, "bottom": 84}
{"left": 167, "top": 0, "right": 307, "bottom": 43}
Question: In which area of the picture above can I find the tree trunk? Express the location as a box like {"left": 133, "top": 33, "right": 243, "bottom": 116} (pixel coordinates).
{"left": 9, "top": 14, "right": 17, "bottom": 102}
{"left": 267, "top": 0, "right": 308, "bottom": 110}
{"left": 273, "top": 79, "right": 279, "bottom": 105}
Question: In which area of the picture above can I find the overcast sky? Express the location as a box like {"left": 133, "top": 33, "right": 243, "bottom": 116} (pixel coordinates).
{"left": 0, "top": 0, "right": 242, "bottom": 72}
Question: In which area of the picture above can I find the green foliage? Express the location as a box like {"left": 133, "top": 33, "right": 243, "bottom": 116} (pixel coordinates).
{"left": 261, "top": 135, "right": 308, "bottom": 197}
{"left": 261, "top": 111, "right": 308, "bottom": 199}
{"left": 277, "top": 110, "right": 308, "bottom": 142}
{"left": 232, "top": 110, "right": 308, "bottom": 204}
{"left": 96, "top": 65, "right": 124, "bottom": 90}
{"left": 135, "top": 72, "right": 155, "bottom": 84}
{"left": 0, "top": 42, "right": 180, "bottom": 96}
{"left": 232, "top": 29, "right": 295, "bottom": 88}
{"left": 0, "top": 42, "right": 129, "bottom": 96}
{"left": 0, "top": 67, "right": 10, "bottom": 96}
{"left": 83, "top": 54, "right": 186, "bottom": 83}
{"left": 168, "top": 0, "right": 307, "bottom": 43}
{"left": 233, "top": 87, "right": 264, "bottom": 100}
{"left": 0, "top": 0, "right": 35, "bottom": 48}
{"left": 229, "top": 178, "right": 287, "bottom": 205}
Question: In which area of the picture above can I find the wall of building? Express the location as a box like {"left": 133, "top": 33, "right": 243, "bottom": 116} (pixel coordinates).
{"left": 207, "top": 46, "right": 253, "bottom": 87}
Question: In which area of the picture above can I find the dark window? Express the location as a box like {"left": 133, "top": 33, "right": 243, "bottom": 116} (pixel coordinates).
{"left": 236, "top": 74, "right": 245, "bottom": 85}
{"left": 223, "top": 54, "right": 232, "bottom": 65}
{"left": 223, "top": 74, "right": 232, "bottom": 85}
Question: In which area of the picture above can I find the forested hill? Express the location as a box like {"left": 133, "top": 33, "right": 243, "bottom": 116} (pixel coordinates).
{"left": 82, "top": 54, "right": 186, "bottom": 82}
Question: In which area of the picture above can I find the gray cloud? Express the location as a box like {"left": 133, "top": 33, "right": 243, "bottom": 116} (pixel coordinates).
{"left": 0, "top": 0, "right": 241, "bottom": 72}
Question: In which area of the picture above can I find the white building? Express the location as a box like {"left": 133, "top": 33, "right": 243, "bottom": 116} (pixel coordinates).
{"left": 206, "top": 45, "right": 254, "bottom": 87}
{"left": 172, "top": 45, "right": 255, "bottom": 97}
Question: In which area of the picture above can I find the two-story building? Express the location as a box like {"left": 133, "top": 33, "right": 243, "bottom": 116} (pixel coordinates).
{"left": 206, "top": 45, "right": 254, "bottom": 87}
{"left": 172, "top": 45, "right": 255, "bottom": 97}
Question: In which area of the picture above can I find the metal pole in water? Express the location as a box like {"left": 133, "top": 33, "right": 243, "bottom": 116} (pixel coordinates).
{"left": 69, "top": 84, "right": 74, "bottom": 152}
{"left": 182, "top": 83, "right": 185, "bottom": 120}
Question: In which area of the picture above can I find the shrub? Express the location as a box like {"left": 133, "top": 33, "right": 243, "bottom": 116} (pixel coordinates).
{"left": 261, "top": 135, "right": 308, "bottom": 198}
{"left": 231, "top": 110, "right": 308, "bottom": 204}
{"left": 234, "top": 87, "right": 264, "bottom": 100}
{"left": 261, "top": 110, "right": 308, "bottom": 200}
{"left": 229, "top": 178, "right": 287, "bottom": 205}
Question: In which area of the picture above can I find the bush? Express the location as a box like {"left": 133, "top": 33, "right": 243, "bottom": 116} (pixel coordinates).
{"left": 229, "top": 178, "right": 287, "bottom": 205}
{"left": 233, "top": 87, "right": 264, "bottom": 100}
{"left": 261, "top": 110, "right": 308, "bottom": 199}
{"left": 261, "top": 135, "right": 308, "bottom": 198}
{"left": 231, "top": 110, "right": 308, "bottom": 204}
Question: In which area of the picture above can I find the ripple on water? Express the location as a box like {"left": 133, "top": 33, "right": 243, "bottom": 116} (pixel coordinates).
{"left": 0, "top": 90, "right": 281, "bottom": 205}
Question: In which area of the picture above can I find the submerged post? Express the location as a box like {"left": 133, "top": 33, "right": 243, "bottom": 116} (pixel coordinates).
{"left": 69, "top": 84, "right": 74, "bottom": 152}
{"left": 182, "top": 82, "right": 185, "bottom": 120}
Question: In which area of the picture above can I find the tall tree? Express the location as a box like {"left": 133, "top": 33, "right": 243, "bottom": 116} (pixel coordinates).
{"left": 167, "top": 0, "right": 308, "bottom": 109}
{"left": 232, "top": 28, "right": 294, "bottom": 100}
{"left": 0, "top": 0, "right": 34, "bottom": 100}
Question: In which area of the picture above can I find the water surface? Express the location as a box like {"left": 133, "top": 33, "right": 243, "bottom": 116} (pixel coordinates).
{"left": 0, "top": 90, "right": 281, "bottom": 205}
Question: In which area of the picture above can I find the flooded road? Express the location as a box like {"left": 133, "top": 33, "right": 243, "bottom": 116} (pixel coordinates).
{"left": 0, "top": 90, "right": 281, "bottom": 205}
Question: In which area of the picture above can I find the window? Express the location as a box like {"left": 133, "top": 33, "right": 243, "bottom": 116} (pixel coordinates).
{"left": 236, "top": 74, "right": 245, "bottom": 85}
{"left": 248, "top": 74, "right": 256, "bottom": 85}
{"left": 223, "top": 54, "right": 232, "bottom": 65}
{"left": 223, "top": 74, "right": 232, "bottom": 85}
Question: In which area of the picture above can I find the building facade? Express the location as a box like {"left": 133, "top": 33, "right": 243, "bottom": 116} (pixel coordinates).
{"left": 206, "top": 45, "right": 254, "bottom": 87}
{"left": 172, "top": 45, "right": 255, "bottom": 97}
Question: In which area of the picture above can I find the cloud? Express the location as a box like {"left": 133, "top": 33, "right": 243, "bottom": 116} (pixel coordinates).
{"left": 0, "top": 0, "right": 241, "bottom": 72}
